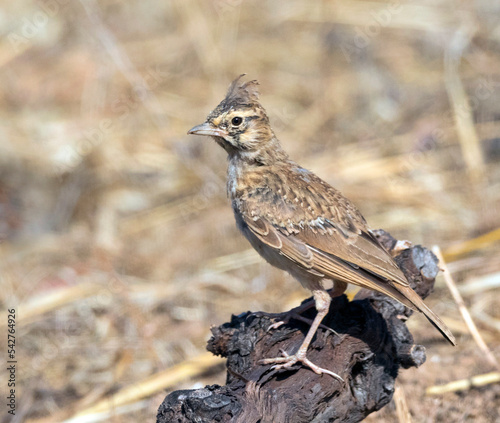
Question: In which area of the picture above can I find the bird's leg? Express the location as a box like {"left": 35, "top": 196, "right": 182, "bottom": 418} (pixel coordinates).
{"left": 268, "top": 281, "right": 346, "bottom": 335}
{"left": 259, "top": 289, "right": 343, "bottom": 381}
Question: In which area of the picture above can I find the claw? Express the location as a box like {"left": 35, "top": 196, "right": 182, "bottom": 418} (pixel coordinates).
{"left": 258, "top": 290, "right": 344, "bottom": 381}
{"left": 279, "top": 348, "right": 289, "bottom": 357}
{"left": 267, "top": 320, "right": 286, "bottom": 331}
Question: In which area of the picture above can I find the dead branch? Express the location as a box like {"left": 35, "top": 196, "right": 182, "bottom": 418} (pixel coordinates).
{"left": 157, "top": 231, "right": 444, "bottom": 423}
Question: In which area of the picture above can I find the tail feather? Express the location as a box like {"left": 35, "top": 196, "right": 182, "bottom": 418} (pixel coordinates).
{"left": 417, "top": 299, "right": 456, "bottom": 346}
{"left": 396, "top": 285, "right": 456, "bottom": 346}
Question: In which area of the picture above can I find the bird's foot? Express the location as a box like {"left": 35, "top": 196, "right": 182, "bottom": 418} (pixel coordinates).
{"left": 255, "top": 305, "right": 337, "bottom": 335}
{"left": 259, "top": 349, "right": 343, "bottom": 381}
{"left": 253, "top": 311, "right": 289, "bottom": 330}
{"left": 264, "top": 311, "right": 298, "bottom": 331}
{"left": 254, "top": 311, "right": 283, "bottom": 321}
{"left": 266, "top": 313, "right": 338, "bottom": 335}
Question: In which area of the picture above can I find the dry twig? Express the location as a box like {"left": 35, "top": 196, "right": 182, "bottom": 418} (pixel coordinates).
{"left": 433, "top": 246, "right": 499, "bottom": 370}
{"left": 394, "top": 384, "right": 412, "bottom": 423}
{"left": 427, "top": 372, "right": 500, "bottom": 395}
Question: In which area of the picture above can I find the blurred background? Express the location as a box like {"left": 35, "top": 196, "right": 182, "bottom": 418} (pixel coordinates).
{"left": 1, "top": 0, "right": 500, "bottom": 422}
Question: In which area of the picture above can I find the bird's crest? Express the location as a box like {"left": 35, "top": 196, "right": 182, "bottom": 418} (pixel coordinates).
{"left": 225, "top": 74, "right": 260, "bottom": 105}
{"left": 208, "top": 74, "right": 261, "bottom": 120}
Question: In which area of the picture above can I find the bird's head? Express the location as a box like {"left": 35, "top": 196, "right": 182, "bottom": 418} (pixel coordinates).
{"left": 188, "top": 75, "right": 287, "bottom": 164}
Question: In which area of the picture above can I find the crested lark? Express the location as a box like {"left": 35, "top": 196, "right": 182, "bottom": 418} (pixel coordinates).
{"left": 188, "top": 75, "right": 456, "bottom": 380}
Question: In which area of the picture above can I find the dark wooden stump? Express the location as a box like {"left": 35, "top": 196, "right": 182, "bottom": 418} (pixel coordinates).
{"left": 157, "top": 231, "right": 441, "bottom": 423}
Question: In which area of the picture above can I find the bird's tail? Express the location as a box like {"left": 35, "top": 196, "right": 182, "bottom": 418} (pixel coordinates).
{"left": 396, "top": 285, "right": 456, "bottom": 346}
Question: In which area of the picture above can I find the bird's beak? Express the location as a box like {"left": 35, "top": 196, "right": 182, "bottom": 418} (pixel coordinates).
{"left": 187, "top": 122, "right": 227, "bottom": 138}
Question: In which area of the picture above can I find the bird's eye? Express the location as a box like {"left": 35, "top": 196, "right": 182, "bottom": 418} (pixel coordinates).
{"left": 231, "top": 116, "right": 243, "bottom": 126}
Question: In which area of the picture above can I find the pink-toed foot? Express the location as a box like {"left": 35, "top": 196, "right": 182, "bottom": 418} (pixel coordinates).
{"left": 266, "top": 313, "right": 338, "bottom": 335}
{"left": 259, "top": 348, "right": 343, "bottom": 381}
{"left": 258, "top": 290, "right": 344, "bottom": 381}
{"left": 256, "top": 301, "right": 337, "bottom": 335}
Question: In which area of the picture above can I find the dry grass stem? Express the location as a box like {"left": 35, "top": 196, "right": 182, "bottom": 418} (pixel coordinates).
{"left": 394, "top": 384, "right": 412, "bottom": 423}
{"left": 19, "top": 282, "right": 104, "bottom": 326}
{"left": 426, "top": 372, "right": 500, "bottom": 395}
{"left": 444, "top": 25, "right": 485, "bottom": 184}
{"left": 69, "top": 352, "right": 221, "bottom": 419}
{"left": 433, "top": 246, "right": 499, "bottom": 370}
{"left": 443, "top": 227, "right": 500, "bottom": 262}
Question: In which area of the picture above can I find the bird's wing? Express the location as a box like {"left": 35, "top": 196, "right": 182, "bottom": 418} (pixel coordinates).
{"left": 238, "top": 165, "right": 411, "bottom": 287}
{"left": 300, "top": 221, "right": 410, "bottom": 288}
{"left": 243, "top": 214, "right": 417, "bottom": 310}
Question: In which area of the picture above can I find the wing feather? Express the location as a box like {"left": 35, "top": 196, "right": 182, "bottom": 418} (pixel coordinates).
{"left": 298, "top": 226, "right": 410, "bottom": 288}
{"left": 242, "top": 214, "right": 418, "bottom": 309}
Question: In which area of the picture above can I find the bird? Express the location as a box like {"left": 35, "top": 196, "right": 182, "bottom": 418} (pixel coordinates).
{"left": 188, "top": 75, "right": 456, "bottom": 380}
